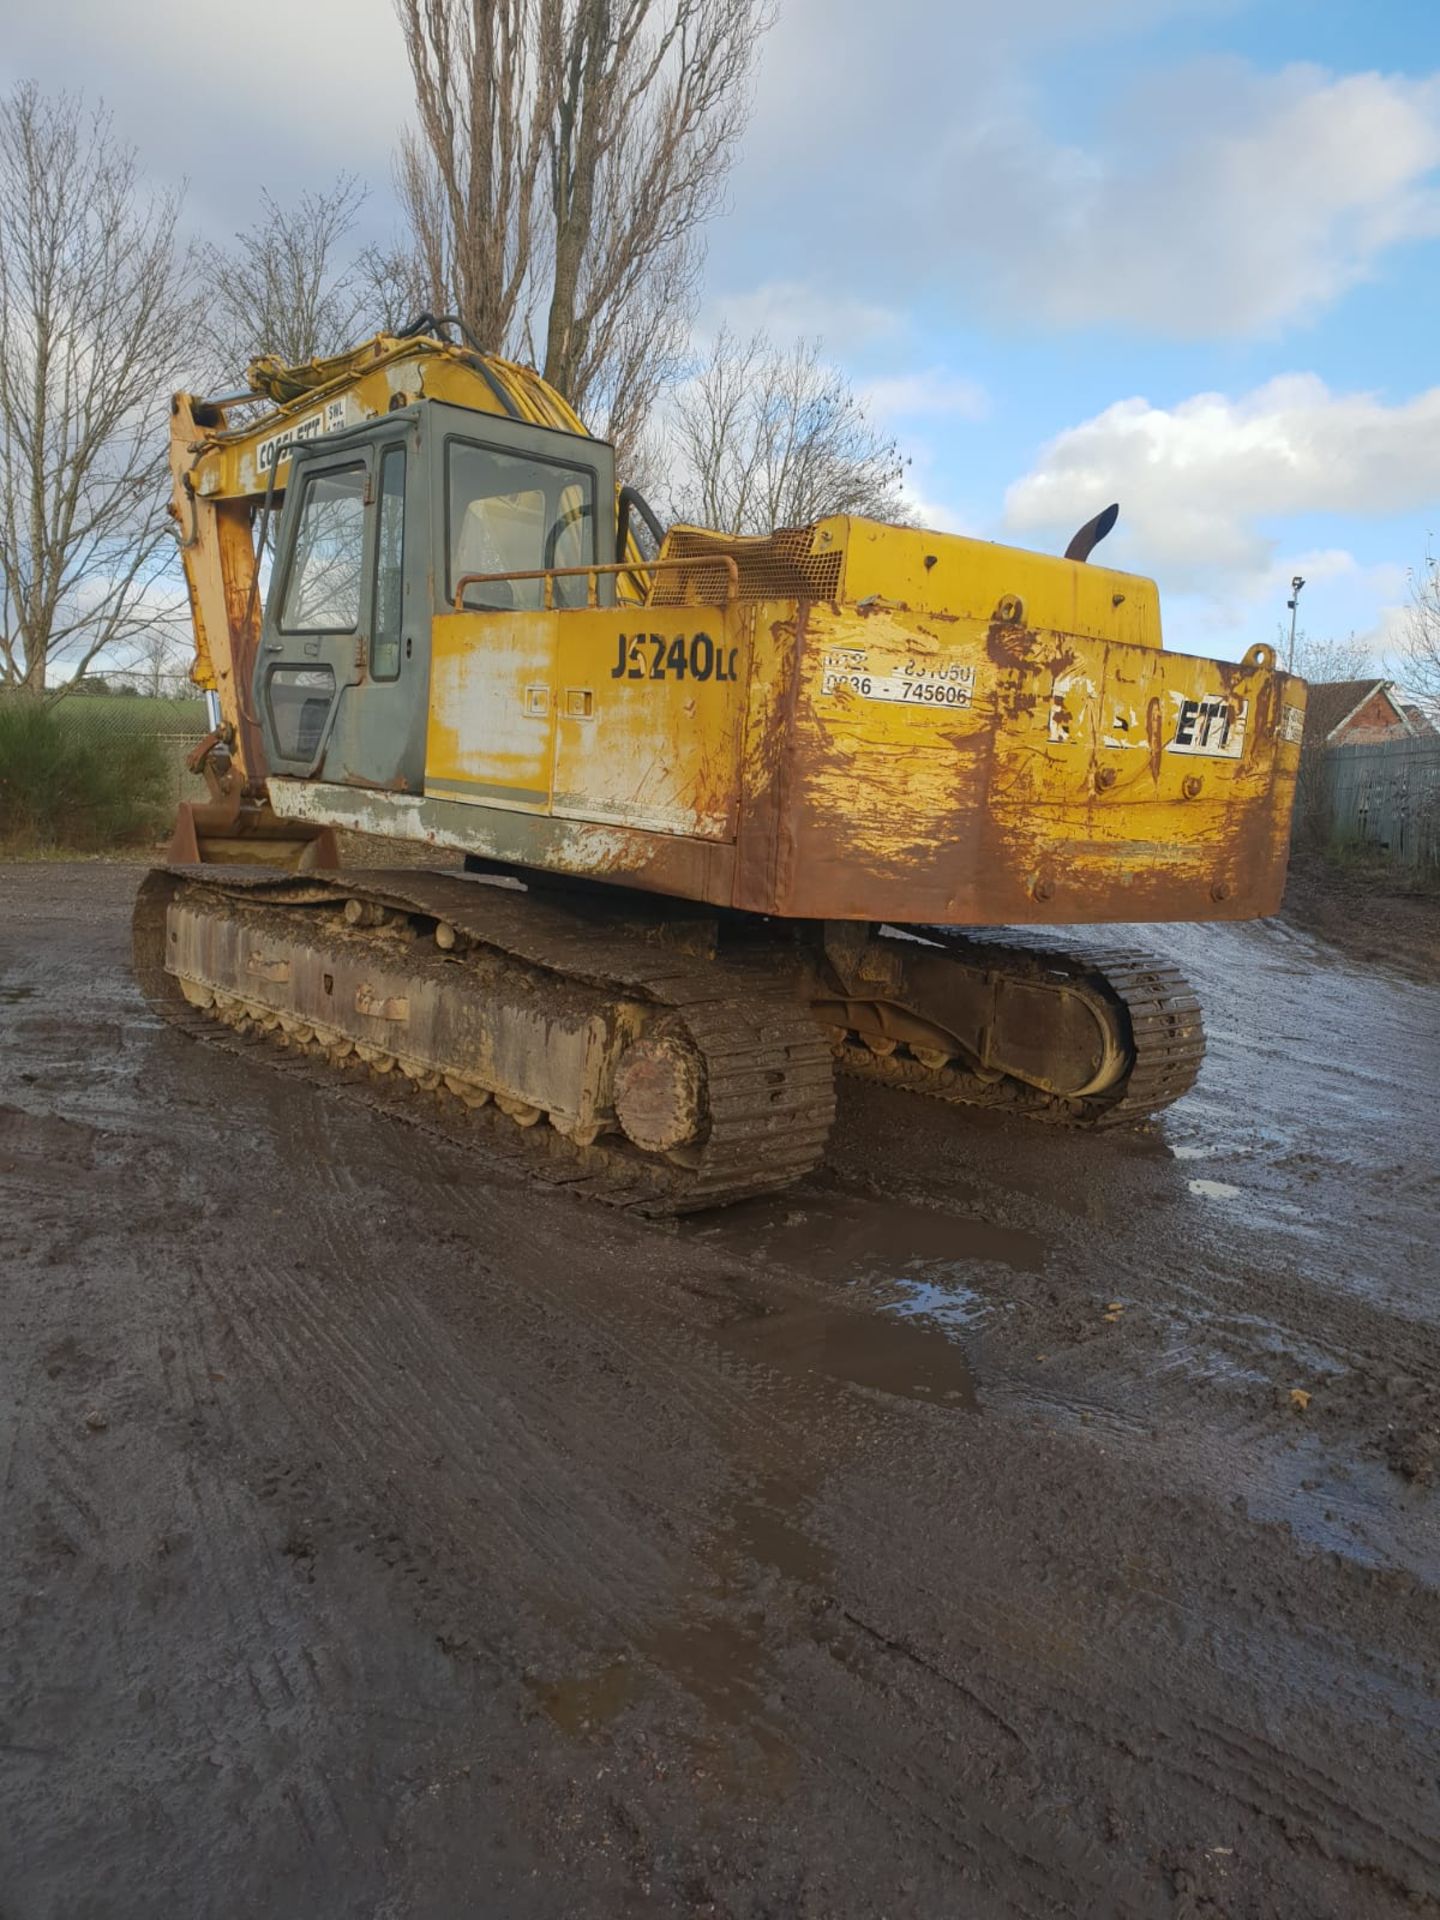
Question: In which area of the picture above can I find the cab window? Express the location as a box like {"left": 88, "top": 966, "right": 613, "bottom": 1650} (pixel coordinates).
{"left": 447, "top": 441, "right": 595, "bottom": 612}
{"left": 267, "top": 666, "right": 335, "bottom": 760}
{"left": 280, "top": 464, "right": 367, "bottom": 633}
{"left": 371, "top": 447, "right": 406, "bottom": 679}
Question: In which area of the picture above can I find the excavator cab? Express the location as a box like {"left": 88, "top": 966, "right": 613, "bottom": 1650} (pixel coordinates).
{"left": 255, "top": 403, "right": 617, "bottom": 797}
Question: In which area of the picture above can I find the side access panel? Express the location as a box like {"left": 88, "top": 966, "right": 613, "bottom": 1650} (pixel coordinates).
{"left": 425, "top": 610, "right": 559, "bottom": 814}
{"left": 425, "top": 605, "right": 752, "bottom": 843}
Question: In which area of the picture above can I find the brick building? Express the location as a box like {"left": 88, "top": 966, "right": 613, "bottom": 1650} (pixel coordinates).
{"left": 1303, "top": 679, "right": 1417, "bottom": 747}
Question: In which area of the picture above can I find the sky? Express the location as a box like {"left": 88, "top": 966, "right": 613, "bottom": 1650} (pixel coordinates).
{"left": 4, "top": 0, "right": 1439, "bottom": 663}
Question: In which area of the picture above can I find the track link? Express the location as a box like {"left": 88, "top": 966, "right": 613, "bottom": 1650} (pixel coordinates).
{"left": 832, "top": 929, "right": 1205, "bottom": 1127}
{"left": 134, "top": 867, "right": 834, "bottom": 1214}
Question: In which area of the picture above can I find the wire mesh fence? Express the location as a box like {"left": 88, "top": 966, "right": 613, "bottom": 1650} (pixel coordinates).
{"left": 0, "top": 689, "right": 213, "bottom": 850}
{"left": 4, "top": 690, "right": 211, "bottom": 808}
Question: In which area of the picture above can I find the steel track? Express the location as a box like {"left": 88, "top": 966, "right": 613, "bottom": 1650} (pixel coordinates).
{"left": 134, "top": 866, "right": 835, "bottom": 1215}
{"left": 832, "top": 928, "right": 1205, "bottom": 1127}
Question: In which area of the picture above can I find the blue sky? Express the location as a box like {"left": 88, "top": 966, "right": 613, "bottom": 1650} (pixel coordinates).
{"left": 705, "top": 0, "right": 1440, "bottom": 660}
{"left": 4, "top": 0, "right": 1438, "bottom": 665}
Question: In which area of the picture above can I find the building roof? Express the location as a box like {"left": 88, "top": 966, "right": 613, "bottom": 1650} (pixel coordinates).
{"left": 1303, "top": 678, "right": 1411, "bottom": 743}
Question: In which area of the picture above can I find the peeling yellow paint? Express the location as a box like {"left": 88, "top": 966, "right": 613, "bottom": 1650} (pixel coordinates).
{"left": 420, "top": 531, "right": 1302, "bottom": 925}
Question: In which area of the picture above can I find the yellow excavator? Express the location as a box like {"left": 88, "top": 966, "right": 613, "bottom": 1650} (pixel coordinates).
{"left": 134, "top": 324, "right": 1305, "bottom": 1210}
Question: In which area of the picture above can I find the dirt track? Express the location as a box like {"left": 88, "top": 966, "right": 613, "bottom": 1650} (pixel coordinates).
{"left": 2, "top": 860, "right": 1438, "bottom": 1920}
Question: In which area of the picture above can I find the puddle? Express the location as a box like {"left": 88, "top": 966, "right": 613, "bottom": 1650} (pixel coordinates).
{"left": 727, "top": 1483, "right": 832, "bottom": 1587}
{"left": 536, "top": 1468, "right": 829, "bottom": 1767}
{"left": 533, "top": 1604, "right": 791, "bottom": 1769}
{"left": 1187, "top": 1178, "right": 1242, "bottom": 1201}
{"left": 880, "top": 1271, "right": 993, "bottom": 1334}
{"left": 637, "top": 1607, "right": 798, "bottom": 1786}
{"left": 1171, "top": 1142, "right": 1245, "bottom": 1162}
{"left": 642, "top": 1612, "right": 769, "bottom": 1721}
{"left": 691, "top": 1189, "right": 1044, "bottom": 1283}
{"left": 531, "top": 1659, "right": 636, "bottom": 1735}
{"left": 718, "top": 1298, "right": 977, "bottom": 1410}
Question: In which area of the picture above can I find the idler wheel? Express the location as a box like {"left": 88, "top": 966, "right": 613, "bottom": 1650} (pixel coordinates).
{"left": 613, "top": 1034, "right": 705, "bottom": 1154}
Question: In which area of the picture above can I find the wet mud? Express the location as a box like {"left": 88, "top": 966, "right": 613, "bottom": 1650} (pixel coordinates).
{"left": 1, "top": 861, "right": 1438, "bottom": 1918}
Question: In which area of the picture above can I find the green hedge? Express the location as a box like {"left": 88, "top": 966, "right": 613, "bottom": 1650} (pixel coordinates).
{"left": 0, "top": 698, "right": 171, "bottom": 850}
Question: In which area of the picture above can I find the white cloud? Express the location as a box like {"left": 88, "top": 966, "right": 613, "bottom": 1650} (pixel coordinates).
{"left": 717, "top": 14, "right": 1440, "bottom": 344}
{"left": 943, "top": 63, "right": 1440, "bottom": 336}
{"left": 895, "top": 481, "right": 975, "bottom": 537}
{"left": 743, "top": 0, "right": 1233, "bottom": 158}
{"left": 861, "top": 371, "right": 989, "bottom": 425}
{"left": 1159, "top": 558, "right": 1406, "bottom": 669}
{"left": 0, "top": 1, "right": 407, "bottom": 228}
{"left": 702, "top": 281, "right": 908, "bottom": 355}
{"left": 1005, "top": 374, "right": 1440, "bottom": 593}
{"left": 11, "top": 6, "right": 1437, "bottom": 351}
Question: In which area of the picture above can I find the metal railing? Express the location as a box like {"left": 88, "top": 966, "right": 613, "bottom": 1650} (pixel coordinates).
{"left": 453, "top": 554, "right": 741, "bottom": 612}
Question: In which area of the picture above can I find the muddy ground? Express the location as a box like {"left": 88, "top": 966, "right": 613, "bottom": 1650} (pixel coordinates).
{"left": 1281, "top": 849, "right": 1440, "bottom": 985}
{"left": 2, "top": 861, "right": 1438, "bottom": 1920}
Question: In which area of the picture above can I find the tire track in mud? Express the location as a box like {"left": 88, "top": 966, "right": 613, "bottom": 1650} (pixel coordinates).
{"left": 118, "top": 1075, "right": 1440, "bottom": 1912}
{"left": 799, "top": 1522, "right": 1440, "bottom": 1913}
{"left": 189, "top": 1094, "right": 1149, "bottom": 1912}
{"left": 614, "top": 1232, "right": 1438, "bottom": 1913}
{"left": 243, "top": 1092, "right": 693, "bottom": 1612}
{"left": 7, "top": 865, "right": 1440, "bottom": 1919}
{"left": 149, "top": 917, "right": 1440, "bottom": 1920}
{"left": 446, "top": 1159, "right": 1440, "bottom": 1900}
{"left": 143, "top": 1264, "right": 373, "bottom": 1894}
{"left": 235, "top": 1095, "right": 1440, "bottom": 1912}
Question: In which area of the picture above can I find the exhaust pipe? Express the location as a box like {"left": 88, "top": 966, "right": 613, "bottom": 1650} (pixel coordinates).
{"left": 1064, "top": 503, "right": 1119, "bottom": 564}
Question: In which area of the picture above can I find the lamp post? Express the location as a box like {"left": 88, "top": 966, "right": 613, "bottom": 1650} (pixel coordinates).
{"left": 1286, "top": 575, "right": 1305, "bottom": 673}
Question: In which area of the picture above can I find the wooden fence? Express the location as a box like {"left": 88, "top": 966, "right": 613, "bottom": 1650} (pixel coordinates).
{"left": 1323, "top": 737, "right": 1440, "bottom": 870}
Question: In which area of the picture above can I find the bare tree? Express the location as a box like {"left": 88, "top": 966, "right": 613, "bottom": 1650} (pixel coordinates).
{"left": 356, "top": 234, "right": 435, "bottom": 337}
{"left": 1401, "top": 544, "right": 1440, "bottom": 702}
{"left": 391, "top": 0, "right": 770, "bottom": 453}
{"left": 0, "top": 85, "right": 203, "bottom": 695}
{"left": 128, "top": 617, "right": 193, "bottom": 699}
{"left": 666, "top": 328, "right": 910, "bottom": 533}
{"left": 1286, "top": 628, "right": 1380, "bottom": 848}
{"left": 202, "top": 174, "right": 370, "bottom": 378}
{"left": 1287, "top": 628, "right": 1375, "bottom": 686}
{"left": 574, "top": 233, "right": 697, "bottom": 466}
{"left": 392, "top": 1, "right": 549, "bottom": 357}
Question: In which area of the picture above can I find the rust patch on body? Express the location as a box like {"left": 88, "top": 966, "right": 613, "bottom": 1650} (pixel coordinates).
{"left": 985, "top": 617, "right": 1036, "bottom": 672}
{"left": 1146, "top": 697, "right": 1164, "bottom": 781}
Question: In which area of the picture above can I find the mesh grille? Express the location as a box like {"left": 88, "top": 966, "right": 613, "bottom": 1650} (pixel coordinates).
{"left": 648, "top": 524, "right": 843, "bottom": 606}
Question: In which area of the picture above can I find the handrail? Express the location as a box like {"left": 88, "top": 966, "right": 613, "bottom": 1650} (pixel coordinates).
{"left": 452, "top": 553, "right": 741, "bottom": 613}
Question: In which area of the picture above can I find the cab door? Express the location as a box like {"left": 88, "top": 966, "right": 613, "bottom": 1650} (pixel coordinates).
{"left": 323, "top": 429, "right": 430, "bottom": 793}
{"left": 256, "top": 446, "right": 374, "bottom": 779}
{"left": 257, "top": 422, "right": 432, "bottom": 795}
